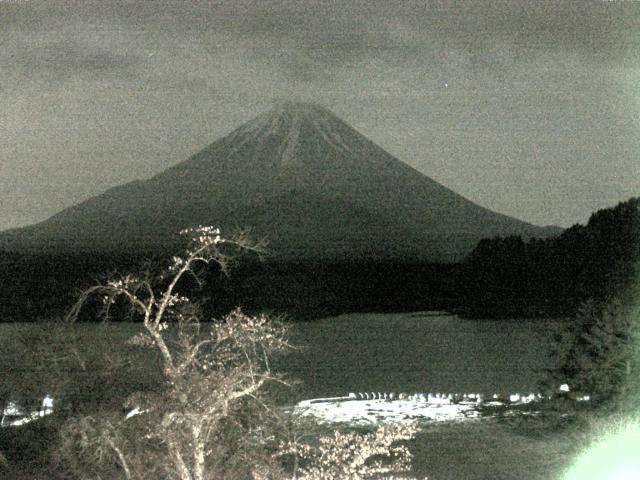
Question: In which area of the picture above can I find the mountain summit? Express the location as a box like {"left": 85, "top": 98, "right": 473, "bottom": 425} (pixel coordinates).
{"left": 0, "top": 103, "right": 560, "bottom": 260}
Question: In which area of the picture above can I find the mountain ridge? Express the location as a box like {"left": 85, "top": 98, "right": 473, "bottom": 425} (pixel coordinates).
{"left": 0, "top": 102, "right": 562, "bottom": 261}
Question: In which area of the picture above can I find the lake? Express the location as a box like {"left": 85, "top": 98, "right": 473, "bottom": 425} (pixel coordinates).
{"left": 1, "top": 312, "right": 561, "bottom": 406}
{"left": 273, "top": 312, "right": 561, "bottom": 403}
{"left": 0, "top": 313, "right": 582, "bottom": 480}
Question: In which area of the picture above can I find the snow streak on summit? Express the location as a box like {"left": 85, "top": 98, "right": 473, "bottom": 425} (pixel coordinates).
{"left": 228, "top": 103, "right": 354, "bottom": 163}
{"left": 0, "top": 103, "right": 560, "bottom": 260}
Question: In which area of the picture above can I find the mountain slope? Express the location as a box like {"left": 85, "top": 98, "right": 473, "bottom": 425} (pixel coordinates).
{"left": 0, "top": 102, "right": 561, "bottom": 261}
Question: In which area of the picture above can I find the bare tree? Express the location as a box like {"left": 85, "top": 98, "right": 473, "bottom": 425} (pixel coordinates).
{"left": 55, "top": 226, "right": 421, "bottom": 480}
{"left": 62, "top": 226, "right": 290, "bottom": 480}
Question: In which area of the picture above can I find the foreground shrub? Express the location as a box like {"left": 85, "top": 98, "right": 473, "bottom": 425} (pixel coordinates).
{"left": 280, "top": 424, "right": 418, "bottom": 480}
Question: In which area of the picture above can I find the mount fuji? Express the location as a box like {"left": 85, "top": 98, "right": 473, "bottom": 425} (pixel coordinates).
{"left": 0, "top": 102, "right": 560, "bottom": 261}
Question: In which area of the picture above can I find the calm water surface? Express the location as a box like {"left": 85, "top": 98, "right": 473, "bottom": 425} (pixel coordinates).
{"left": 0, "top": 313, "right": 561, "bottom": 404}
{"left": 273, "top": 312, "right": 561, "bottom": 402}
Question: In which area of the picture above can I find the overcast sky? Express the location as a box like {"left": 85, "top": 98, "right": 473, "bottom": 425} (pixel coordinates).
{"left": 1, "top": 0, "right": 638, "bottom": 230}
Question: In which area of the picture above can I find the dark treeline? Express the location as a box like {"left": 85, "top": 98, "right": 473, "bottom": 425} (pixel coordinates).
{"left": 207, "top": 259, "right": 458, "bottom": 320}
{"left": 456, "top": 197, "right": 640, "bottom": 318}
{"left": 0, "top": 251, "right": 150, "bottom": 321}
{"left": 1, "top": 197, "right": 637, "bottom": 322}
{"left": 0, "top": 249, "right": 459, "bottom": 321}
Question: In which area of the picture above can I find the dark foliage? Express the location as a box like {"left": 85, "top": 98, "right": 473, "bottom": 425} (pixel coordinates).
{"left": 0, "top": 417, "right": 66, "bottom": 479}
{"left": 208, "top": 259, "right": 459, "bottom": 320}
{"left": 544, "top": 295, "right": 640, "bottom": 407}
{"left": 0, "top": 251, "right": 459, "bottom": 321}
{"left": 457, "top": 197, "right": 640, "bottom": 318}
{"left": 0, "top": 251, "right": 150, "bottom": 321}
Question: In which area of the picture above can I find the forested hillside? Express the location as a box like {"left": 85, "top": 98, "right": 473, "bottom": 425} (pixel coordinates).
{"left": 457, "top": 197, "right": 639, "bottom": 318}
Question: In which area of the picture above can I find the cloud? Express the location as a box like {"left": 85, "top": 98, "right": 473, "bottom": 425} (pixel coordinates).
{"left": 3, "top": 0, "right": 637, "bottom": 88}
{"left": 12, "top": 41, "right": 140, "bottom": 78}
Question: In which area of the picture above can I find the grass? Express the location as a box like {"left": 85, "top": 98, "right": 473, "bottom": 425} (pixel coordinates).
{"left": 0, "top": 411, "right": 602, "bottom": 480}
{"left": 409, "top": 417, "right": 584, "bottom": 480}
